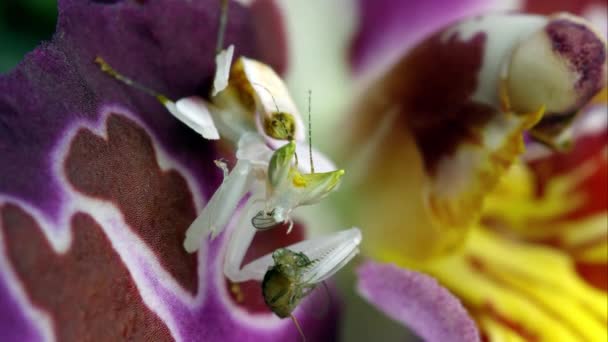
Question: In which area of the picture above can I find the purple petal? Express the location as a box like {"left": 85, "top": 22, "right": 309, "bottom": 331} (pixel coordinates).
{"left": 523, "top": 0, "right": 606, "bottom": 16}
{"left": 0, "top": 0, "right": 340, "bottom": 340}
{"left": 349, "top": 0, "right": 512, "bottom": 79}
{"left": 357, "top": 261, "right": 479, "bottom": 342}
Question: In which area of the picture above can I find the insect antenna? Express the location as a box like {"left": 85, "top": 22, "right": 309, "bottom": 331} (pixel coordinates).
{"left": 250, "top": 82, "right": 282, "bottom": 116}
{"left": 216, "top": 0, "right": 229, "bottom": 54}
{"left": 289, "top": 313, "right": 307, "bottom": 342}
{"left": 307, "top": 90, "right": 315, "bottom": 173}
{"left": 94, "top": 56, "right": 169, "bottom": 103}
{"left": 320, "top": 281, "right": 332, "bottom": 317}
{"left": 300, "top": 281, "right": 332, "bottom": 321}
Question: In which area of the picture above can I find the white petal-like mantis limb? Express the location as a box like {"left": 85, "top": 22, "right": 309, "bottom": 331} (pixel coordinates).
{"left": 212, "top": 45, "right": 235, "bottom": 96}
{"left": 166, "top": 96, "right": 220, "bottom": 140}
{"left": 230, "top": 227, "right": 362, "bottom": 282}
{"left": 299, "top": 228, "right": 362, "bottom": 283}
{"left": 290, "top": 169, "right": 346, "bottom": 206}
{"left": 223, "top": 188, "right": 266, "bottom": 282}
{"left": 94, "top": 57, "right": 221, "bottom": 141}
{"left": 184, "top": 160, "right": 254, "bottom": 253}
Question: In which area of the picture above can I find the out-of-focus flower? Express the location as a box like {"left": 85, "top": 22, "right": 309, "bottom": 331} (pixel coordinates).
{"left": 0, "top": 0, "right": 343, "bottom": 341}
{"left": 523, "top": 0, "right": 608, "bottom": 37}
{"left": 357, "top": 261, "right": 481, "bottom": 342}
{"left": 344, "top": 3, "right": 607, "bottom": 341}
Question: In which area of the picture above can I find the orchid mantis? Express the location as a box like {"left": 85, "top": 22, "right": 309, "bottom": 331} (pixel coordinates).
{"left": 95, "top": 2, "right": 361, "bottom": 336}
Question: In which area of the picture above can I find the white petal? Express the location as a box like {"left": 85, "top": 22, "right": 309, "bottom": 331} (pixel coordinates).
{"left": 212, "top": 44, "right": 235, "bottom": 97}
{"left": 239, "top": 227, "right": 362, "bottom": 282}
{"left": 183, "top": 160, "right": 253, "bottom": 253}
{"left": 441, "top": 14, "right": 547, "bottom": 107}
{"left": 165, "top": 96, "right": 220, "bottom": 140}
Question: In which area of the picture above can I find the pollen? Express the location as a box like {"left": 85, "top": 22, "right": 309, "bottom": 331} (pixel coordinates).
{"left": 291, "top": 171, "right": 308, "bottom": 187}
{"left": 230, "top": 282, "right": 245, "bottom": 303}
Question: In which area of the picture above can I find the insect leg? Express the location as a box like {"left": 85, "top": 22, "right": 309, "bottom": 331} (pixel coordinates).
{"left": 223, "top": 183, "right": 266, "bottom": 282}
{"left": 290, "top": 313, "right": 307, "bottom": 342}
{"left": 183, "top": 160, "right": 254, "bottom": 252}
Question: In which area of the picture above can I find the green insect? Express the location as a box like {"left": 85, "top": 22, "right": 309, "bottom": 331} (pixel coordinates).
{"left": 262, "top": 248, "right": 317, "bottom": 317}
{"left": 262, "top": 248, "right": 318, "bottom": 340}
{"left": 256, "top": 228, "right": 361, "bottom": 341}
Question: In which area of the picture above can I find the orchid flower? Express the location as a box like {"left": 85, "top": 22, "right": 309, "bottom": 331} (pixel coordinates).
{"left": 92, "top": 0, "right": 360, "bottom": 293}
{"left": 3, "top": 0, "right": 606, "bottom": 341}
{"left": 0, "top": 0, "right": 351, "bottom": 340}
{"left": 341, "top": 2, "right": 608, "bottom": 341}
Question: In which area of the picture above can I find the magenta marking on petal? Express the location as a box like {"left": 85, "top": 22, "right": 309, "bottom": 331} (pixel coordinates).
{"left": 357, "top": 261, "right": 480, "bottom": 342}
{"left": 0, "top": 271, "right": 46, "bottom": 342}
{"left": 349, "top": 0, "right": 505, "bottom": 81}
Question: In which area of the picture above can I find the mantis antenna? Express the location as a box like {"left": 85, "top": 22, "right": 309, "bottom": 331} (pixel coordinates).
{"left": 250, "top": 82, "right": 282, "bottom": 117}
{"left": 319, "top": 281, "right": 331, "bottom": 318}
{"left": 307, "top": 90, "right": 315, "bottom": 173}
{"left": 216, "top": 0, "right": 230, "bottom": 54}
{"left": 94, "top": 57, "right": 170, "bottom": 103}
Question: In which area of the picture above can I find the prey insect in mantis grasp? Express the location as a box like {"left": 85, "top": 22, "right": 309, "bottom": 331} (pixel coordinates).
{"left": 262, "top": 249, "right": 316, "bottom": 340}
{"left": 253, "top": 228, "right": 362, "bottom": 341}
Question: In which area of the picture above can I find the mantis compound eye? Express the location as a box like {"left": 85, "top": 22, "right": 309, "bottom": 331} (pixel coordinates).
{"left": 264, "top": 112, "right": 297, "bottom": 141}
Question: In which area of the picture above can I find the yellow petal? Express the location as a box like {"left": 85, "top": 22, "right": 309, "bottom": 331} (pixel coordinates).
{"left": 424, "top": 107, "right": 543, "bottom": 235}
{"left": 424, "top": 227, "right": 607, "bottom": 341}
{"left": 484, "top": 159, "right": 607, "bottom": 265}
{"left": 349, "top": 107, "right": 543, "bottom": 261}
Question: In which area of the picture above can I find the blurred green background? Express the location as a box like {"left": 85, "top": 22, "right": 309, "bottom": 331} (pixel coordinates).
{"left": 0, "top": 0, "right": 58, "bottom": 73}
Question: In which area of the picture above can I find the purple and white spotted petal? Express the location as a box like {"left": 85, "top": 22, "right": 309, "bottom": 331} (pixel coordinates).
{"left": 0, "top": 0, "right": 340, "bottom": 341}
{"left": 357, "top": 261, "right": 480, "bottom": 342}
